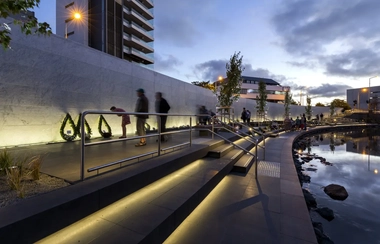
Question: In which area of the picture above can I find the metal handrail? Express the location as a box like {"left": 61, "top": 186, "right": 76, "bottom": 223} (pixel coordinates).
{"left": 212, "top": 118, "right": 257, "bottom": 144}
{"left": 81, "top": 111, "right": 205, "bottom": 180}
{"left": 201, "top": 128, "right": 259, "bottom": 179}
{"left": 216, "top": 115, "right": 266, "bottom": 152}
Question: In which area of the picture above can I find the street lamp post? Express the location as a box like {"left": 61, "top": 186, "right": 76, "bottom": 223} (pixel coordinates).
{"left": 65, "top": 12, "right": 81, "bottom": 39}
{"left": 368, "top": 76, "right": 378, "bottom": 111}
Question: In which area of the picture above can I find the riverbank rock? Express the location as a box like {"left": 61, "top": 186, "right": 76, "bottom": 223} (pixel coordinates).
{"left": 313, "top": 221, "right": 335, "bottom": 244}
{"left": 324, "top": 184, "right": 349, "bottom": 200}
{"left": 303, "top": 189, "right": 317, "bottom": 208}
{"left": 316, "top": 207, "right": 335, "bottom": 221}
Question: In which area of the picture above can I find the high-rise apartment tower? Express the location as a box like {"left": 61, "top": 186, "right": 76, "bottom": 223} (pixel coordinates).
{"left": 56, "top": 0, "right": 154, "bottom": 65}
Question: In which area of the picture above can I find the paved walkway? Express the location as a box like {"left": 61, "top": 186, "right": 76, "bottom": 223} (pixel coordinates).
{"left": 4, "top": 132, "right": 209, "bottom": 182}
{"left": 164, "top": 131, "right": 317, "bottom": 244}
{"left": 33, "top": 130, "right": 317, "bottom": 243}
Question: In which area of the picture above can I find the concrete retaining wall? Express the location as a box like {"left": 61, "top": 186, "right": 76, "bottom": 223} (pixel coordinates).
{"left": 0, "top": 23, "right": 330, "bottom": 147}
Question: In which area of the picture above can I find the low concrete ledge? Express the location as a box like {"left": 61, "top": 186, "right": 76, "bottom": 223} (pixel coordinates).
{"left": 293, "top": 124, "right": 379, "bottom": 142}
{"left": 0, "top": 140, "right": 225, "bottom": 243}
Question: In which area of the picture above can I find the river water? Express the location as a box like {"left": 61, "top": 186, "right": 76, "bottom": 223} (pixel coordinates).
{"left": 300, "top": 128, "right": 380, "bottom": 244}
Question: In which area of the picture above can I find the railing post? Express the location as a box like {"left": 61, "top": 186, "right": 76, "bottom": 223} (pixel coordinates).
{"left": 211, "top": 116, "right": 214, "bottom": 139}
{"left": 263, "top": 135, "right": 266, "bottom": 160}
{"left": 158, "top": 115, "right": 161, "bottom": 156}
{"left": 190, "top": 117, "right": 192, "bottom": 146}
{"left": 80, "top": 112, "right": 86, "bottom": 181}
{"left": 255, "top": 138, "right": 258, "bottom": 179}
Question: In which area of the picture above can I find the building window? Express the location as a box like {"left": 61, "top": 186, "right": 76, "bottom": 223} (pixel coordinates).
{"left": 240, "top": 89, "right": 247, "bottom": 94}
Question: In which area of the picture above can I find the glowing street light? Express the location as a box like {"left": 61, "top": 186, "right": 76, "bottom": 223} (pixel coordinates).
{"left": 65, "top": 12, "right": 82, "bottom": 39}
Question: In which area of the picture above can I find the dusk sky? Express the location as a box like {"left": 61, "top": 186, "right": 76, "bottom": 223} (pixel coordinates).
{"left": 33, "top": 0, "right": 380, "bottom": 105}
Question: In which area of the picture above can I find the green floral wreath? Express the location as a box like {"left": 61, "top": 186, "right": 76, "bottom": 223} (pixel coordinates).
{"left": 98, "top": 115, "right": 112, "bottom": 138}
{"left": 75, "top": 113, "right": 92, "bottom": 139}
{"left": 60, "top": 113, "right": 77, "bottom": 141}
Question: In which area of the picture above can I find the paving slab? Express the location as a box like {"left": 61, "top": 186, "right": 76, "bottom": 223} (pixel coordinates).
{"left": 164, "top": 130, "right": 318, "bottom": 244}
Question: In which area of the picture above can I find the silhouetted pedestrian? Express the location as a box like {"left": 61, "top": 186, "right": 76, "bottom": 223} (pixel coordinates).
{"left": 110, "top": 106, "right": 130, "bottom": 138}
{"left": 155, "top": 92, "right": 170, "bottom": 142}
{"left": 135, "top": 88, "right": 149, "bottom": 147}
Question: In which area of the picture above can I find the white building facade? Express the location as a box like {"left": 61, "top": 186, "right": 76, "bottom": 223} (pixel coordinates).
{"left": 347, "top": 86, "right": 380, "bottom": 111}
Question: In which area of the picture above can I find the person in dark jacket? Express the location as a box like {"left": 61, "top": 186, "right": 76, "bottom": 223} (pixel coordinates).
{"left": 155, "top": 92, "right": 171, "bottom": 142}
{"left": 135, "top": 88, "right": 149, "bottom": 146}
{"left": 241, "top": 107, "right": 247, "bottom": 124}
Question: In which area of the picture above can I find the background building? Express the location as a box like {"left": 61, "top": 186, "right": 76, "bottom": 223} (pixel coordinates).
{"left": 239, "top": 76, "right": 290, "bottom": 103}
{"left": 347, "top": 86, "right": 380, "bottom": 111}
{"left": 216, "top": 76, "right": 290, "bottom": 103}
{"left": 56, "top": 0, "right": 154, "bottom": 65}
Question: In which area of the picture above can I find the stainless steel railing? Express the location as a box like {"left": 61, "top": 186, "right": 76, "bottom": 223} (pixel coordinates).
{"left": 81, "top": 111, "right": 200, "bottom": 180}
{"left": 80, "top": 111, "right": 261, "bottom": 181}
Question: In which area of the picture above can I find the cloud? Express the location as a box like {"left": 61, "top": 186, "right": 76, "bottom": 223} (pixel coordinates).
{"left": 193, "top": 59, "right": 226, "bottom": 81}
{"left": 287, "top": 61, "right": 317, "bottom": 69}
{"left": 193, "top": 59, "right": 351, "bottom": 99}
{"left": 155, "top": 54, "right": 183, "bottom": 72}
{"left": 154, "top": 0, "right": 220, "bottom": 48}
{"left": 307, "top": 83, "right": 352, "bottom": 98}
{"left": 272, "top": 0, "right": 380, "bottom": 78}
{"left": 323, "top": 48, "right": 380, "bottom": 77}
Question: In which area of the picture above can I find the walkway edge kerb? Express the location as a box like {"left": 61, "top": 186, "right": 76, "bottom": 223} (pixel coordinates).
{"left": 0, "top": 140, "right": 226, "bottom": 243}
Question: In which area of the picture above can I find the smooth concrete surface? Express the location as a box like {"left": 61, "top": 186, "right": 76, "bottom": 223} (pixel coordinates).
{"left": 0, "top": 23, "right": 330, "bottom": 147}
{"left": 1, "top": 129, "right": 322, "bottom": 243}
{"left": 0, "top": 135, "right": 228, "bottom": 244}
{"left": 164, "top": 131, "right": 318, "bottom": 244}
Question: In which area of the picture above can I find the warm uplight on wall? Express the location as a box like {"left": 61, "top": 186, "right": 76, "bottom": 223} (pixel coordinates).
{"left": 374, "top": 169, "right": 378, "bottom": 174}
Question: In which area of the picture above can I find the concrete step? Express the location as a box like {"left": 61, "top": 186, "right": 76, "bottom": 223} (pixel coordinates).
{"left": 207, "top": 143, "right": 234, "bottom": 158}
{"left": 37, "top": 152, "right": 241, "bottom": 244}
{"left": 233, "top": 153, "right": 255, "bottom": 173}
{"left": 0, "top": 139, "right": 226, "bottom": 243}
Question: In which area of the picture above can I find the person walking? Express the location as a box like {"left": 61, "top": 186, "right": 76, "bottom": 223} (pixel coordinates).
{"left": 110, "top": 106, "right": 130, "bottom": 138}
{"left": 155, "top": 92, "right": 170, "bottom": 142}
{"left": 302, "top": 113, "right": 307, "bottom": 131}
{"left": 135, "top": 88, "right": 149, "bottom": 147}
{"left": 246, "top": 110, "right": 251, "bottom": 125}
{"left": 241, "top": 108, "right": 248, "bottom": 124}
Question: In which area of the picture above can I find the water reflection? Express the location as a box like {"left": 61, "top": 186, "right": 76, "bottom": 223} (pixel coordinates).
{"left": 300, "top": 128, "right": 380, "bottom": 244}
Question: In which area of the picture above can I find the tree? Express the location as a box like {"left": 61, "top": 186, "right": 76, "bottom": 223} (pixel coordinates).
{"left": 315, "top": 102, "right": 325, "bottom": 107}
{"left": 290, "top": 98, "right": 299, "bottom": 105}
{"left": 0, "top": 0, "right": 52, "bottom": 49}
{"left": 305, "top": 96, "right": 312, "bottom": 120}
{"left": 330, "top": 99, "right": 351, "bottom": 111}
{"left": 191, "top": 81, "right": 215, "bottom": 92}
{"left": 256, "top": 81, "right": 267, "bottom": 119}
{"left": 216, "top": 52, "right": 244, "bottom": 107}
{"left": 284, "top": 90, "right": 291, "bottom": 118}
{"left": 329, "top": 102, "right": 335, "bottom": 117}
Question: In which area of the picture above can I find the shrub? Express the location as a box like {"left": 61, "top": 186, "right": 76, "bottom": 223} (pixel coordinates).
{"left": 6, "top": 154, "right": 29, "bottom": 198}
{"left": 28, "top": 155, "right": 43, "bottom": 180}
{"left": 0, "top": 150, "right": 13, "bottom": 175}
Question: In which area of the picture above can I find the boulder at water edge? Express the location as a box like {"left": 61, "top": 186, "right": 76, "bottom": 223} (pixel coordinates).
{"left": 302, "top": 189, "right": 317, "bottom": 208}
{"left": 316, "top": 207, "right": 335, "bottom": 221}
{"left": 324, "top": 184, "right": 348, "bottom": 200}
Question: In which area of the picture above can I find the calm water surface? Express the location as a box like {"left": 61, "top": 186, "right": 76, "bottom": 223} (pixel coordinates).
{"left": 301, "top": 129, "right": 380, "bottom": 244}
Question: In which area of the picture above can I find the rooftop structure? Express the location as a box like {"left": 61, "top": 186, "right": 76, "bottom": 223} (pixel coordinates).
{"left": 216, "top": 76, "right": 290, "bottom": 103}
